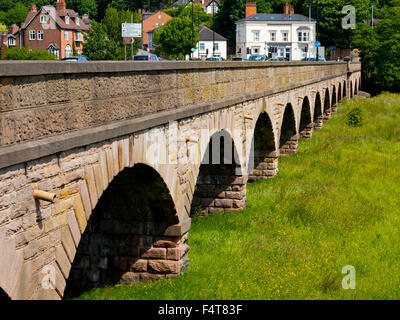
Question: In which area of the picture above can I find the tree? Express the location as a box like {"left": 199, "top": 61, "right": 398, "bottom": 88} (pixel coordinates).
{"left": 83, "top": 20, "right": 121, "bottom": 60}
{"left": 4, "top": 2, "right": 28, "bottom": 26}
{"left": 153, "top": 17, "right": 199, "bottom": 59}
{"left": 179, "top": 3, "right": 213, "bottom": 29}
{"left": 353, "top": 6, "right": 400, "bottom": 93}
{"left": 214, "top": 0, "right": 245, "bottom": 48}
{"left": 256, "top": 0, "right": 273, "bottom": 13}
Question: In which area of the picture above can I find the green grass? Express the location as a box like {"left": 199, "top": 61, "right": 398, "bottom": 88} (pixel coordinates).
{"left": 74, "top": 93, "right": 400, "bottom": 300}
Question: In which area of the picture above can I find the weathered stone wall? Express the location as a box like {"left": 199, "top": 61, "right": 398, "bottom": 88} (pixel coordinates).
{"left": 0, "top": 61, "right": 362, "bottom": 300}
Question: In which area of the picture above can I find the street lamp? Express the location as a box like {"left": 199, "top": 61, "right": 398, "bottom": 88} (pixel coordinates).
{"left": 316, "top": 0, "right": 319, "bottom": 61}
{"left": 212, "top": 2, "right": 215, "bottom": 57}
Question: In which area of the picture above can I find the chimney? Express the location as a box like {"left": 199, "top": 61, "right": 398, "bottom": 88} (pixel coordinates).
{"left": 245, "top": 2, "right": 257, "bottom": 18}
{"left": 30, "top": 4, "right": 37, "bottom": 13}
{"left": 82, "top": 14, "right": 89, "bottom": 20}
{"left": 56, "top": 0, "right": 66, "bottom": 12}
{"left": 9, "top": 24, "right": 19, "bottom": 34}
{"left": 289, "top": 5, "right": 295, "bottom": 14}
{"left": 283, "top": 2, "right": 289, "bottom": 14}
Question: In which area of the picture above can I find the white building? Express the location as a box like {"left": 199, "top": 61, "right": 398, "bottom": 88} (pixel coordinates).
{"left": 235, "top": 2, "right": 318, "bottom": 61}
{"left": 193, "top": 26, "right": 227, "bottom": 60}
{"left": 172, "top": 0, "right": 220, "bottom": 14}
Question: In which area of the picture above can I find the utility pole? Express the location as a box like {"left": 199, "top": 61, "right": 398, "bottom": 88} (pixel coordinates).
{"left": 191, "top": 0, "right": 194, "bottom": 59}
{"left": 316, "top": 0, "right": 319, "bottom": 61}
{"left": 212, "top": 2, "right": 215, "bottom": 57}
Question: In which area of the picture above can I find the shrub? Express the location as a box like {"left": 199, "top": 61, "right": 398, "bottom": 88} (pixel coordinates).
{"left": 3, "top": 47, "right": 57, "bottom": 60}
{"left": 347, "top": 107, "right": 363, "bottom": 126}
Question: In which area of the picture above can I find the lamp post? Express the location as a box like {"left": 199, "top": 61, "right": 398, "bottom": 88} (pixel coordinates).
{"left": 212, "top": 2, "right": 215, "bottom": 57}
{"left": 191, "top": 0, "right": 194, "bottom": 59}
{"left": 316, "top": 0, "right": 319, "bottom": 61}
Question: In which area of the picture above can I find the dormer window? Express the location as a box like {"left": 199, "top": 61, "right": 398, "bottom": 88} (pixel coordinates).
{"left": 40, "top": 15, "right": 47, "bottom": 23}
{"left": 76, "top": 17, "right": 79, "bottom": 26}
{"left": 65, "top": 14, "right": 69, "bottom": 24}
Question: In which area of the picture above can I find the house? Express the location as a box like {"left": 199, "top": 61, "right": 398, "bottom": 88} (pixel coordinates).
{"left": 172, "top": 0, "right": 220, "bottom": 14}
{"left": 142, "top": 11, "right": 172, "bottom": 50}
{"left": 0, "top": 24, "right": 20, "bottom": 58}
{"left": 17, "top": 0, "right": 90, "bottom": 59}
{"left": 235, "top": 2, "right": 317, "bottom": 61}
{"left": 192, "top": 26, "right": 227, "bottom": 59}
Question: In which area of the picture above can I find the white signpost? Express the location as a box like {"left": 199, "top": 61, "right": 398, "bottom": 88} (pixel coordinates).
{"left": 122, "top": 21, "right": 142, "bottom": 60}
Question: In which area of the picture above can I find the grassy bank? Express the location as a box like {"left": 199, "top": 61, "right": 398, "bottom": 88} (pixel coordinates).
{"left": 74, "top": 93, "right": 400, "bottom": 300}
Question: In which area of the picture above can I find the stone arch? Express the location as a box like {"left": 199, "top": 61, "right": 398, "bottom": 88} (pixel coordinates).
{"left": 280, "top": 103, "right": 298, "bottom": 156}
{"left": 248, "top": 112, "right": 278, "bottom": 181}
{"left": 350, "top": 80, "right": 353, "bottom": 98}
{"left": 64, "top": 163, "right": 186, "bottom": 296}
{"left": 191, "top": 130, "right": 246, "bottom": 215}
{"left": 0, "top": 287, "right": 10, "bottom": 300}
{"left": 331, "top": 85, "right": 337, "bottom": 113}
{"left": 313, "top": 92, "right": 323, "bottom": 130}
{"left": 323, "top": 88, "right": 331, "bottom": 120}
{"left": 299, "top": 96, "right": 313, "bottom": 139}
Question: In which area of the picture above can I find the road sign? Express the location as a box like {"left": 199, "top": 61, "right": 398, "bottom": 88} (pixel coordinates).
{"left": 191, "top": 47, "right": 195, "bottom": 52}
{"left": 350, "top": 51, "right": 354, "bottom": 55}
{"left": 315, "top": 41, "right": 321, "bottom": 48}
{"left": 121, "top": 23, "right": 142, "bottom": 38}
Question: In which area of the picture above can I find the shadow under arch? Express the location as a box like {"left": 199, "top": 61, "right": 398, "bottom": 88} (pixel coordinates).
{"left": 354, "top": 79, "right": 358, "bottom": 95}
{"left": 350, "top": 80, "right": 353, "bottom": 98}
{"left": 323, "top": 88, "right": 331, "bottom": 120}
{"left": 313, "top": 92, "right": 323, "bottom": 130}
{"left": 280, "top": 103, "right": 298, "bottom": 156}
{"left": 299, "top": 96, "right": 313, "bottom": 139}
{"left": 0, "top": 287, "right": 10, "bottom": 300}
{"left": 64, "top": 163, "right": 186, "bottom": 297}
{"left": 248, "top": 112, "right": 278, "bottom": 181}
{"left": 343, "top": 80, "right": 347, "bottom": 99}
{"left": 338, "top": 82, "right": 342, "bottom": 103}
{"left": 191, "top": 130, "right": 246, "bottom": 215}
{"left": 331, "top": 85, "right": 337, "bottom": 113}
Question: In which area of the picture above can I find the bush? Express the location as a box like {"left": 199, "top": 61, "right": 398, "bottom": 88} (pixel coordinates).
{"left": 347, "top": 107, "right": 363, "bottom": 126}
{"left": 3, "top": 47, "right": 58, "bottom": 60}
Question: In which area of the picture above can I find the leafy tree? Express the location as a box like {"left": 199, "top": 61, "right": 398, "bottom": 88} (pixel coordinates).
{"left": 0, "top": 23, "right": 7, "bottom": 31}
{"left": 153, "top": 17, "right": 199, "bottom": 59}
{"left": 4, "top": 2, "right": 29, "bottom": 26}
{"left": 214, "top": 0, "right": 245, "bottom": 48}
{"left": 256, "top": 0, "right": 273, "bottom": 13}
{"left": 353, "top": 6, "right": 400, "bottom": 93}
{"left": 179, "top": 3, "right": 213, "bottom": 29}
{"left": 3, "top": 47, "right": 57, "bottom": 60}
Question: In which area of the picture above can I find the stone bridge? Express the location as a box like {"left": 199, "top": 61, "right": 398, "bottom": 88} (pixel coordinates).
{"left": 0, "top": 60, "right": 361, "bottom": 299}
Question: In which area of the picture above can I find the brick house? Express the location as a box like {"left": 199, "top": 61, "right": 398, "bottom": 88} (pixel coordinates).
{"left": 142, "top": 11, "right": 172, "bottom": 50}
{"left": 18, "top": 0, "right": 90, "bottom": 59}
{"left": 0, "top": 24, "right": 20, "bottom": 58}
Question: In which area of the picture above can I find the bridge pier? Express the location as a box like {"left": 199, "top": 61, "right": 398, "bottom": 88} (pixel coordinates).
{"left": 279, "top": 135, "right": 299, "bottom": 156}
{"left": 249, "top": 151, "right": 279, "bottom": 181}
{"left": 313, "top": 116, "right": 323, "bottom": 131}
{"left": 323, "top": 108, "right": 332, "bottom": 120}
{"left": 299, "top": 124, "right": 313, "bottom": 139}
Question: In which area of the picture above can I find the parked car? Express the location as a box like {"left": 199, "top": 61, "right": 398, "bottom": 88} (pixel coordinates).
{"left": 302, "top": 57, "right": 326, "bottom": 62}
{"left": 206, "top": 56, "right": 223, "bottom": 61}
{"left": 248, "top": 55, "right": 267, "bottom": 61}
{"left": 132, "top": 54, "right": 159, "bottom": 61}
{"left": 61, "top": 55, "right": 91, "bottom": 61}
{"left": 231, "top": 57, "right": 244, "bottom": 61}
{"left": 268, "top": 57, "right": 289, "bottom": 62}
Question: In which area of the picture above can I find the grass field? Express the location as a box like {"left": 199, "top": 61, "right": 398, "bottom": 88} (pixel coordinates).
{"left": 74, "top": 93, "right": 400, "bottom": 300}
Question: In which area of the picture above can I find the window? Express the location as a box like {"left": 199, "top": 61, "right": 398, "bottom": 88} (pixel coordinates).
{"left": 8, "top": 37, "right": 15, "bottom": 46}
{"left": 253, "top": 47, "right": 259, "bottom": 54}
{"left": 37, "top": 31, "right": 43, "bottom": 40}
{"left": 77, "top": 49, "right": 81, "bottom": 56}
{"left": 29, "top": 31, "right": 35, "bottom": 40}
{"left": 65, "top": 44, "right": 72, "bottom": 58}
{"left": 48, "top": 45, "right": 59, "bottom": 58}
{"left": 75, "top": 32, "right": 83, "bottom": 41}
{"left": 298, "top": 31, "right": 309, "bottom": 42}
{"left": 270, "top": 32, "right": 276, "bottom": 42}
{"left": 298, "top": 31, "right": 302, "bottom": 42}
{"left": 213, "top": 42, "right": 219, "bottom": 51}
{"left": 303, "top": 32, "right": 309, "bottom": 42}
{"left": 253, "top": 30, "right": 260, "bottom": 42}
{"left": 158, "top": 14, "right": 161, "bottom": 19}
{"left": 64, "top": 31, "right": 69, "bottom": 41}
{"left": 200, "top": 43, "right": 205, "bottom": 51}
{"left": 282, "top": 32, "right": 288, "bottom": 42}
{"left": 40, "top": 15, "right": 47, "bottom": 23}
{"left": 65, "top": 15, "right": 69, "bottom": 24}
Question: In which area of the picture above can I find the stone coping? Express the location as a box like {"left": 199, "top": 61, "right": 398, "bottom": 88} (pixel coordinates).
{"left": 0, "top": 60, "right": 356, "bottom": 77}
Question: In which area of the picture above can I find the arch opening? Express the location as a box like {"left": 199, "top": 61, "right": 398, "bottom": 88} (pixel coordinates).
{"left": 313, "top": 92, "right": 323, "bottom": 130}
{"left": 191, "top": 130, "right": 246, "bottom": 215}
{"left": 248, "top": 112, "right": 278, "bottom": 181}
{"left": 280, "top": 103, "right": 298, "bottom": 156}
{"left": 65, "top": 164, "right": 188, "bottom": 297}
{"left": 0, "top": 287, "right": 10, "bottom": 300}
{"left": 299, "top": 97, "right": 313, "bottom": 139}
{"left": 354, "top": 79, "right": 358, "bottom": 95}
{"left": 338, "top": 83, "right": 342, "bottom": 103}
{"left": 343, "top": 80, "right": 347, "bottom": 99}
{"left": 331, "top": 86, "right": 337, "bottom": 113}
{"left": 323, "top": 88, "right": 332, "bottom": 120}
{"left": 350, "top": 81, "right": 353, "bottom": 98}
